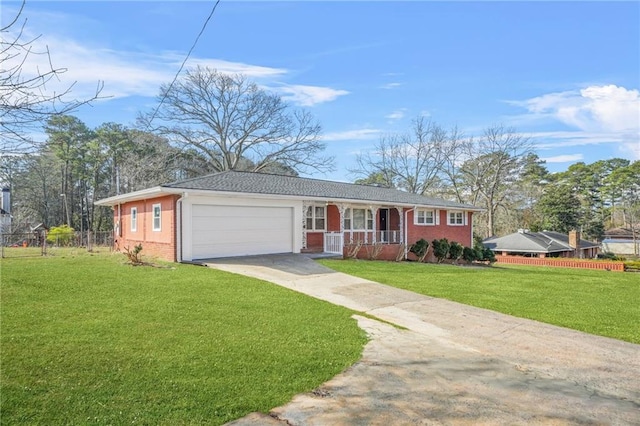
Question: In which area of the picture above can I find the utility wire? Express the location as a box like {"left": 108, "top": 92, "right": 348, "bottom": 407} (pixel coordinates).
{"left": 146, "top": 0, "right": 221, "bottom": 127}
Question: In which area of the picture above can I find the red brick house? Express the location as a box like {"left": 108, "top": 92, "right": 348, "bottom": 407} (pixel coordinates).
{"left": 95, "top": 171, "right": 482, "bottom": 262}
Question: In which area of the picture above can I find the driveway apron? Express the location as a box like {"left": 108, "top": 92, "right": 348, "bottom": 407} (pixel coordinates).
{"left": 203, "top": 254, "right": 640, "bottom": 425}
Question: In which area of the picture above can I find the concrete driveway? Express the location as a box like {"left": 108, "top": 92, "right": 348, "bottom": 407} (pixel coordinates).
{"left": 203, "top": 254, "right": 640, "bottom": 425}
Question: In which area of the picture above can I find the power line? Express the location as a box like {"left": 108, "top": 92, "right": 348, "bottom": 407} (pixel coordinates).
{"left": 146, "top": 0, "right": 221, "bottom": 127}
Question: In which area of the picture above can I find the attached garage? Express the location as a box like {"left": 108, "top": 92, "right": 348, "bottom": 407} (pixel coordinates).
{"left": 190, "top": 204, "right": 294, "bottom": 259}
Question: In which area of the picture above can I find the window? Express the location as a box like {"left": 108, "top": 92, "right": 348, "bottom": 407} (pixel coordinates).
{"left": 305, "top": 205, "right": 326, "bottom": 231}
{"left": 448, "top": 211, "right": 465, "bottom": 226}
{"left": 343, "top": 208, "right": 373, "bottom": 230}
{"left": 415, "top": 209, "right": 435, "bottom": 225}
{"left": 130, "top": 207, "right": 137, "bottom": 232}
{"left": 152, "top": 203, "right": 161, "bottom": 231}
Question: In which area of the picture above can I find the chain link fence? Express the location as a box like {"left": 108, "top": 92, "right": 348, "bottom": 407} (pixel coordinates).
{"left": 1, "top": 231, "right": 113, "bottom": 258}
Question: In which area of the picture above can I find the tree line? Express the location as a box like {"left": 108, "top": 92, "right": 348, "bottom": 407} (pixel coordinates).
{"left": 352, "top": 117, "right": 639, "bottom": 241}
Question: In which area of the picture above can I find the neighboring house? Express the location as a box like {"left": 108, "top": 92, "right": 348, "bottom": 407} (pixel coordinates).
{"left": 483, "top": 229, "right": 599, "bottom": 259}
{"left": 0, "top": 208, "right": 10, "bottom": 234}
{"left": 1, "top": 187, "right": 11, "bottom": 234}
{"left": 95, "top": 171, "right": 482, "bottom": 262}
{"left": 602, "top": 227, "right": 639, "bottom": 256}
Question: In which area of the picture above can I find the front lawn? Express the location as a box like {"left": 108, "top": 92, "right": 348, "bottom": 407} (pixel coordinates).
{"left": 1, "top": 252, "right": 367, "bottom": 425}
{"left": 319, "top": 259, "right": 640, "bottom": 344}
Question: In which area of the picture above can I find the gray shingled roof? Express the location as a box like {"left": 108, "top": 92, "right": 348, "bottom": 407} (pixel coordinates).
{"left": 483, "top": 230, "right": 598, "bottom": 253}
{"left": 539, "top": 231, "right": 599, "bottom": 249}
{"left": 163, "top": 170, "right": 480, "bottom": 210}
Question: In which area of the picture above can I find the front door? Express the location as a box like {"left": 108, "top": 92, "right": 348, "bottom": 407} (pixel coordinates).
{"left": 379, "top": 209, "right": 388, "bottom": 242}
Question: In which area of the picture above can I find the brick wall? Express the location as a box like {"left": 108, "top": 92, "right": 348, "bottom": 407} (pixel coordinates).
{"left": 406, "top": 209, "right": 473, "bottom": 248}
{"left": 305, "top": 232, "right": 324, "bottom": 251}
{"left": 113, "top": 195, "right": 179, "bottom": 262}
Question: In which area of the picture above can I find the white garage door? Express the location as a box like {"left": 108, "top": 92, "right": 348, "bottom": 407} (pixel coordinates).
{"left": 191, "top": 204, "right": 294, "bottom": 259}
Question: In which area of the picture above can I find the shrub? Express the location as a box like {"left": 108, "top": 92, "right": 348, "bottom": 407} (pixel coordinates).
{"left": 482, "top": 247, "right": 497, "bottom": 263}
{"left": 432, "top": 238, "right": 450, "bottom": 263}
{"left": 395, "top": 243, "right": 406, "bottom": 262}
{"left": 409, "top": 238, "right": 430, "bottom": 262}
{"left": 46, "top": 225, "right": 74, "bottom": 246}
{"left": 123, "top": 244, "right": 144, "bottom": 265}
{"left": 598, "top": 252, "right": 623, "bottom": 261}
{"left": 345, "top": 240, "right": 363, "bottom": 259}
{"left": 473, "top": 234, "right": 487, "bottom": 260}
{"left": 462, "top": 246, "right": 477, "bottom": 262}
{"left": 448, "top": 241, "right": 463, "bottom": 262}
{"left": 365, "top": 242, "right": 384, "bottom": 260}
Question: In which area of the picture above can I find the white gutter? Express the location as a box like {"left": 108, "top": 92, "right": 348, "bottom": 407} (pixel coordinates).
{"left": 117, "top": 203, "right": 122, "bottom": 238}
{"left": 404, "top": 206, "right": 417, "bottom": 260}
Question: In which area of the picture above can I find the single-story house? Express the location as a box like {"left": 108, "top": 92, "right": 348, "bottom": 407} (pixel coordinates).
{"left": 601, "top": 227, "right": 639, "bottom": 256}
{"left": 483, "top": 229, "right": 599, "bottom": 259}
{"left": 95, "top": 171, "right": 482, "bottom": 262}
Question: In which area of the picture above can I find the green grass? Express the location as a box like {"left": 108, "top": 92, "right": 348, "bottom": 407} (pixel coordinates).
{"left": 318, "top": 259, "right": 640, "bottom": 344}
{"left": 1, "top": 251, "right": 367, "bottom": 425}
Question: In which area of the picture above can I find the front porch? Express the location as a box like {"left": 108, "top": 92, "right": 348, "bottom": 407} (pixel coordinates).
{"left": 302, "top": 203, "right": 405, "bottom": 255}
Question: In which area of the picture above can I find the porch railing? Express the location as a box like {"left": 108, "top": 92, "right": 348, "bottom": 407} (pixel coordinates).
{"left": 344, "top": 230, "right": 401, "bottom": 245}
{"left": 324, "top": 232, "right": 344, "bottom": 254}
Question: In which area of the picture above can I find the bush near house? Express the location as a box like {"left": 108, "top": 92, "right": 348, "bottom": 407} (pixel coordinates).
{"left": 462, "top": 246, "right": 477, "bottom": 262}
{"left": 432, "top": 238, "right": 450, "bottom": 263}
{"left": 409, "top": 238, "right": 430, "bottom": 262}
{"left": 448, "top": 241, "right": 463, "bottom": 262}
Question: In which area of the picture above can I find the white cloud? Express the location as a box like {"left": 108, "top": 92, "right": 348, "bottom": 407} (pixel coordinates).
{"left": 525, "top": 131, "right": 628, "bottom": 149}
{"left": 380, "top": 82, "right": 403, "bottom": 90}
{"left": 510, "top": 85, "right": 640, "bottom": 161}
{"left": 276, "top": 85, "right": 349, "bottom": 107}
{"left": 186, "top": 57, "right": 287, "bottom": 78}
{"left": 513, "top": 85, "right": 640, "bottom": 133}
{"left": 322, "top": 128, "right": 382, "bottom": 141}
{"left": 2, "top": 21, "right": 342, "bottom": 106}
{"left": 540, "top": 154, "right": 584, "bottom": 163}
{"left": 385, "top": 108, "right": 407, "bottom": 121}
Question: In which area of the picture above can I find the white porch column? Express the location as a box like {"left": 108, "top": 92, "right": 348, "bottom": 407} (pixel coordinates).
{"left": 337, "top": 203, "right": 348, "bottom": 242}
{"left": 395, "top": 206, "right": 404, "bottom": 244}
{"left": 302, "top": 201, "right": 311, "bottom": 249}
{"left": 369, "top": 205, "right": 379, "bottom": 243}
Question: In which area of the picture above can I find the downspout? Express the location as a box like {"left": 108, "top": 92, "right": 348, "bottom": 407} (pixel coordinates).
{"left": 470, "top": 211, "right": 474, "bottom": 247}
{"left": 404, "top": 206, "right": 417, "bottom": 260}
{"left": 116, "top": 203, "right": 122, "bottom": 250}
{"left": 176, "top": 194, "right": 184, "bottom": 263}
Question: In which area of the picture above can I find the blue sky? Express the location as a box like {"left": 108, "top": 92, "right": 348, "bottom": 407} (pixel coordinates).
{"left": 4, "top": 1, "right": 639, "bottom": 181}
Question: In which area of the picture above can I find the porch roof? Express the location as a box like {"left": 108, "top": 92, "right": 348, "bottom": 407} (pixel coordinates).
{"left": 162, "top": 170, "right": 481, "bottom": 210}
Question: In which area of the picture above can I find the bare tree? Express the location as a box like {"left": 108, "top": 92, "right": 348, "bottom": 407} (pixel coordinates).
{"left": 353, "top": 117, "right": 456, "bottom": 195}
{"left": 1, "top": 1, "right": 103, "bottom": 154}
{"left": 141, "top": 66, "right": 333, "bottom": 175}
{"left": 456, "top": 125, "right": 532, "bottom": 237}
